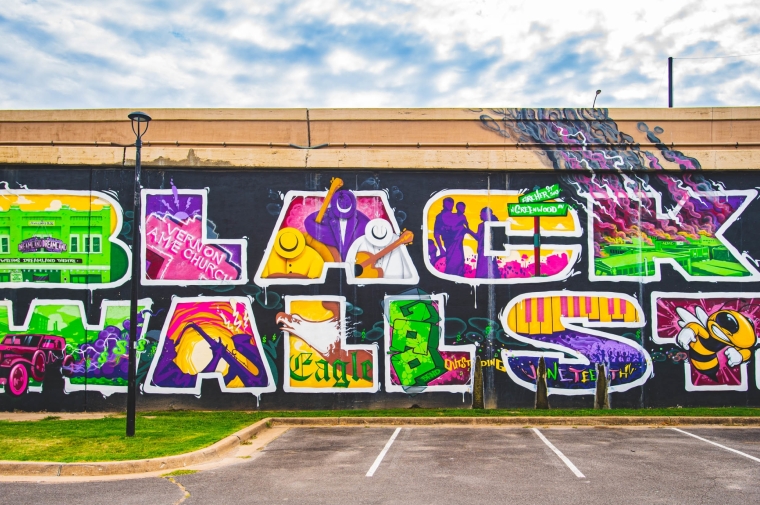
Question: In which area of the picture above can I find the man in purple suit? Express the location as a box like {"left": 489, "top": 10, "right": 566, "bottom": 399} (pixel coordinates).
{"left": 305, "top": 189, "right": 370, "bottom": 261}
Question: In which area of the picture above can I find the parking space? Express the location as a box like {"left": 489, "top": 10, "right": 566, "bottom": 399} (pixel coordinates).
{"left": 361, "top": 427, "right": 584, "bottom": 501}
{"left": 173, "top": 425, "right": 760, "bottom": 504}
{"left": 176, "top": 427, "right": 399, "bottom": 504}
{"left": 677, "top": 427, "right": 760, "bottom": 460}
{"left": 535, "top": 427, "right": 760, "bottom": 502}
{"left": 4, "top": 425, "right": 760, "bottom": 505}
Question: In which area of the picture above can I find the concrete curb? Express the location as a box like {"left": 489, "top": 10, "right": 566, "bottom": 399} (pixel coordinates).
{"left": 2, "top": 415, "right": 760, "bottom": 476}
{"left": 0, "top": 418, "right": 271, "bottom": 477}
{"left": 269, "top": 416, "right": 760, "bottom": 427}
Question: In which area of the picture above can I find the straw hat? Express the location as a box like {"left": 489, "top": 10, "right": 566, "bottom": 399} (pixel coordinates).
{"left": 273, "top": 227, "right": 306, "bottom": 259}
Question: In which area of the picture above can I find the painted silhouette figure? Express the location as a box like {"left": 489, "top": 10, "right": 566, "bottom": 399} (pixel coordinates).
{"left": 448, "top": 202, "right": 473, "bottom": 275}
{"left": 305, "top": 190, "right": 370, "bottom": 261}
{"left": 432, "top": 198, "right": 473, "bottom": 276}
{"left": 433, "top": 197, "right": 455, "bottom": 259}
{"left": 472, "top": 207, "right": 499, "bottom": 278}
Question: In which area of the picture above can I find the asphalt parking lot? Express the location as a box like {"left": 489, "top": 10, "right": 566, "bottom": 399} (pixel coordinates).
{"left": 3, "top": 426, "right": 760, "bottom": 505}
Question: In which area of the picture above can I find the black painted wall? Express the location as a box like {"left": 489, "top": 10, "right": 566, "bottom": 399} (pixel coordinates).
{"left": 0, "top": 166, "right": 758, "bottom": 411}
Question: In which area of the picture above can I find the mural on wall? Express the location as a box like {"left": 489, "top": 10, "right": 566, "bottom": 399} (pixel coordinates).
{"left": 0, "top": 299, "right": 151, "bottom": 396}
{"left": 143, "top": 297, "right": 275, "bottom": 397}
{"left": 277, "top": 296, "right": 377, "bottom": 392}
{"left": 475, "top": 108, "right": 703, "bottom": 172}
{"left": 5, "top": 109, "right": 760, "bottom": 411}
{"left": 0, "top": 189, "right": 130, "bottom": 289}
{"left": 474, "top": 108, "right": 760, "bottom": 283}
{"left": 581, "top": 179, "right": 758, "bottom": 282}
{"left": 255, "top": 177, "right": 418, "bottom": 286}
{"left": 385, "top": 293, "right": 475, "bottom": 393}
{"left": 142, "top": 181, "right": 247, "bottom": 285}
{"left": 422, "top": 189, "right": 581, "bottom": 284}
{"left": 499, "top": 292, "right": 652, "bottom": 395}
{"left": 652, "top": 292, "right": 760, "bottom": 391}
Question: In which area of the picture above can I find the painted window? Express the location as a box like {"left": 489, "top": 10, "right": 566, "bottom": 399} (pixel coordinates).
{"left": 0, "top": 235, "right": 9, "bottom": 254}
{"left": 82, "top": 234, "right": 102, "bottom": 254}
{"left": 70, "top": 234, "right": 79, "bottom": 253}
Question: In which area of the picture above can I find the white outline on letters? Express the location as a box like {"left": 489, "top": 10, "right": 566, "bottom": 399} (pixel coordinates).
{"left": 254, "top": 190, "right": 419, "bottom": 287}
{"left": 0, "top": 190, "right": 130, "bottom": 290}
{"left": 499, "top": 291, "right": 651, "bottom": 396}
{"left": 422, "top": 190, "right": 582, "bottom": 286}
{"left": 384, "top": 293, "right": 475, "bottom": 394}
{"left": 141, "top": 189, "right": 248, "bottom": 286}
{"left": 0, "top": 298, "right": 152, "bottom": 396}
{"left": 282, "top": 295, "right": 379, "bottom": 393}
{"left": 143, "top": 296, "right": 275, "bottom": 397}
{"left": 650, "top": 291, "right": 759, "bottom": 392}
{"left": 587, "top": 189, "right": 759, "bottom": 283}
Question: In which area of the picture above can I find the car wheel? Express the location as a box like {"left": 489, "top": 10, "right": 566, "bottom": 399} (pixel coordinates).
{"left": 31, "top": 351, "right": 46, "bottom": 381}
{"left": 8, "top": 363, "right": 28, "bottom": 396}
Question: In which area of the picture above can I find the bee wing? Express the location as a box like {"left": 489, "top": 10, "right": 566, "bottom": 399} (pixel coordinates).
{"left": 695, "top": 306, "right": 709, "bottom": 327}
{"left": 675, "top": 307, "right": 704, "bottom": 329}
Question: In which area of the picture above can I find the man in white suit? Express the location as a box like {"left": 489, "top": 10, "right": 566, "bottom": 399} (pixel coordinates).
{"left": 348, "top": 218, "right": 413, "bottom": 280}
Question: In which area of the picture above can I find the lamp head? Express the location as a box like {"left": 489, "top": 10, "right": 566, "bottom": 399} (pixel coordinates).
{"left": 128, "top": 111, "right": 152, "bottom": 123}
{"left": 592, "top": 90, "right": 602, "bottom": 108}
{"left": 128, "top": 111, "right": 151, "bottom": 141}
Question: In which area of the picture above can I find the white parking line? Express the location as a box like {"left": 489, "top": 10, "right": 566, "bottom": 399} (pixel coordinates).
{"left": 366, "top": 428, "right": 402, "bottom": 477}
{"left": 671, "top": 428, "right": 760, "bottom": 463}
{"left": 532, "top": 428, "right": 586, "bottom": 478}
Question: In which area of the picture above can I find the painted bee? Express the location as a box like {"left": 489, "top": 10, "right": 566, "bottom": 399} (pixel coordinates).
{"left": 675, "top": 307, "right": 758, "bottom": 380}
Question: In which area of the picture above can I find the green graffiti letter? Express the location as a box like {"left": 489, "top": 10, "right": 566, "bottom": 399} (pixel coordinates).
{"left": 388, "top": 300, "right": 446, "bottom": 387}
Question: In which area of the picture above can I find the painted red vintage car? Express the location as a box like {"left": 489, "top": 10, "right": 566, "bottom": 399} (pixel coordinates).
{"left": 0, "top": 334, "right": 69, "bottom": 396}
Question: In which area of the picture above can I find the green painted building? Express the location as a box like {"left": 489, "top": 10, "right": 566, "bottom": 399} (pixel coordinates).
{"left": 0, "top": 203, "right": 114, "bottom": 284}
{"left": 596, "top": 235, "right": 748, "bottom": 277}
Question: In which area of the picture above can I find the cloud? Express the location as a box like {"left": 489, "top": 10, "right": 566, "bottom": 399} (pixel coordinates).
{"left": 45, "top": 199, "right": 62, "bottom": 211}
{"left": 14, "top": 195, "right": 33, "bottom": 205}
{"left": 0, "top": 0, "right": 758, "bottom": 108}
{"left": 325, "top": 49, "right": 369, "bottom": 74}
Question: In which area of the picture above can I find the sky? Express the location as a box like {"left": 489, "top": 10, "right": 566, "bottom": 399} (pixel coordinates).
{"left": 0, "top": 0, "right": 759, "bottom": 109}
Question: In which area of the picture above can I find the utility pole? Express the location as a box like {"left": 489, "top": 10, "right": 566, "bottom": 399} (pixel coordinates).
{"left": 668, "top": 57, "right": 673, "bottom": 108}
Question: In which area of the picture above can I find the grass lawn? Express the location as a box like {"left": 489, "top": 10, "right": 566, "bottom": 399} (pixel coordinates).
{"left": 1, "top": 407, "right": 759, "bottom": 463}
{"left": 0, "top": 411, "right": 267, "bottom": 463}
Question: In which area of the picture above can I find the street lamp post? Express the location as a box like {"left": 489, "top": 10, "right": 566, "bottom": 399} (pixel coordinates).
{"left": 592, "top": 89, "right": 601, "bottom": 108}
{"left": 126, "top": 111, "right": 151, "bottom": 437}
